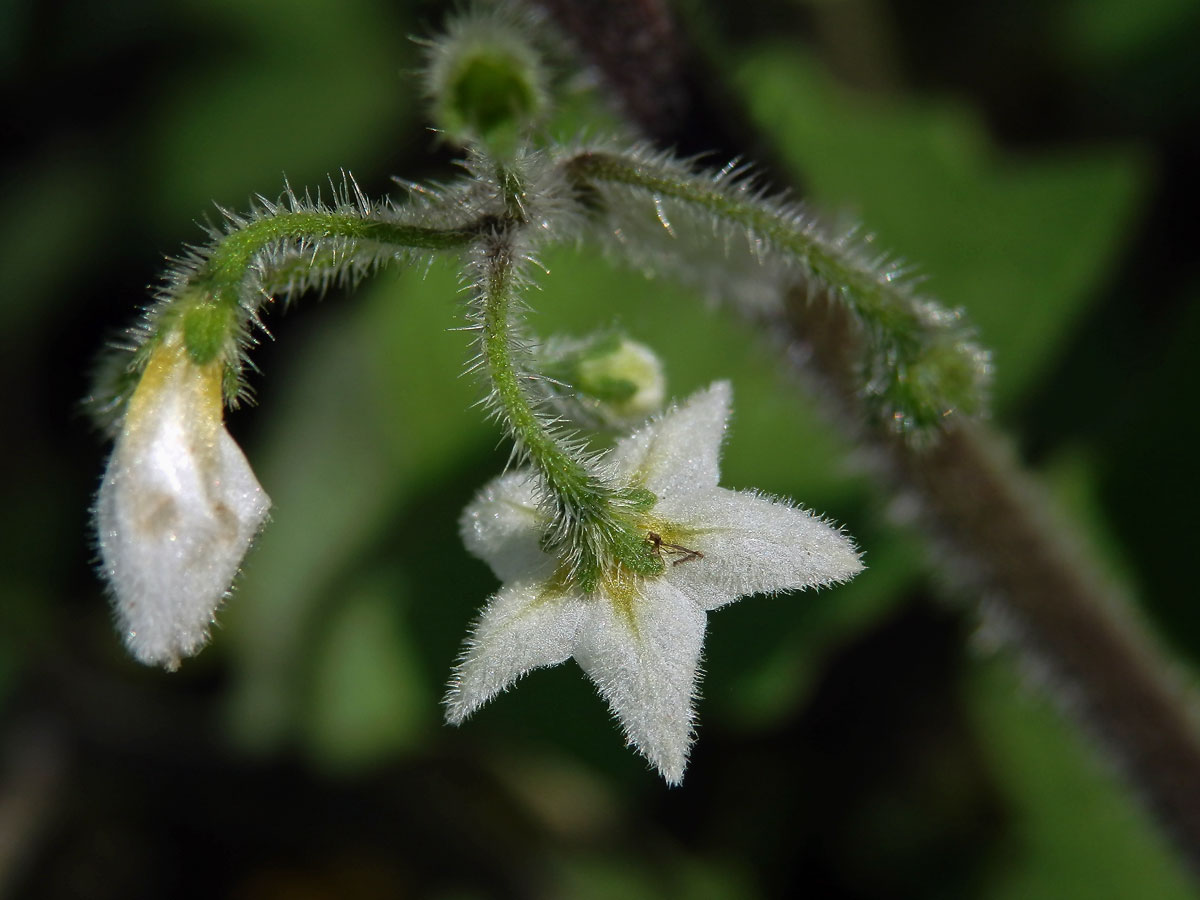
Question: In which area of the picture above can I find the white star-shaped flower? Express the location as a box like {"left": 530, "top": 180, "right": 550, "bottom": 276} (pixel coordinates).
{"left": 446, "top": 381, "right": 863, "bottom": 784}
{"left": 94, "top": 332, "right": 271, "bottom": 670}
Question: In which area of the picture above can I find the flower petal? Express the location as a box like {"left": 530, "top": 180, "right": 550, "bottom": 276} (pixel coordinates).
{"left": 659, "top": 488, "right": 863, "bottom": 610}
{"left": 459, "top": 471, "right": 548, "bottom": 581}
{"left": 573, "top": 578, "right": 706, "bottom": 785}
{"left": 96, "top": 342, "right": 270, "bottom": 670}
{"left": 610, "top": 381, "right": 731, "bottom": 502}
{"left": 444, "top": 578, "right": 585, "bottom": 725}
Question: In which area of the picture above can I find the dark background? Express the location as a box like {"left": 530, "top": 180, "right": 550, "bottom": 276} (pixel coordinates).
{"left": 2, "top": 0, "right": 1199, "bottom": 896}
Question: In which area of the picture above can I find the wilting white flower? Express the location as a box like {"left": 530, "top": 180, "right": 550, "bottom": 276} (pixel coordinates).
{"left": 94, "top": 332, "right": 270, "bottom": 670}
{"left": 446, "top": 381, "right": 862, "bottom": 783}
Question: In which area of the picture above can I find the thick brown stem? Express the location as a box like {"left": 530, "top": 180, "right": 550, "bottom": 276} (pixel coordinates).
{"left": 785, "top": 293, "right": 1200, "bottom": 872}
{"left": 531, "top": 0, "right": 1200, "bottom": 878}
{"left": 532, "top": 0, "right": 789, "bottom": 172}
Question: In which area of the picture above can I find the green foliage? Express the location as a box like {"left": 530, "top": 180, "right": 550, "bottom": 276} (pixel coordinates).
{"left": 970, "top": 660, "right": 1195, "bottom": 900}
{"left": 736, "top": 48, "right": 1148, "bottom": 413}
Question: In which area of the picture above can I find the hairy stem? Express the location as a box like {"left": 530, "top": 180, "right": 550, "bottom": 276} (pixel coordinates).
{"left": 192, "top": 211, "right": 476, "bottom": 326}
{"left": 475, "top": 233, "right": 656, "bottom": 587}
{"left": 477, "top": 237, "right": 593, "bottom": 508}
{"left": 562, "top": 149, "right": 988, "bottom": 434}
{"left": 93, "top": 197, "right": 487, "bottom": 428}
{"left": 563, "top": 151, "right": 922, "bottom": 344}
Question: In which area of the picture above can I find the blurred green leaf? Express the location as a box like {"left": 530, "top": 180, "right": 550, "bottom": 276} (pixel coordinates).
{"left": 304, "top": 571, "right": 429, "bottom": 770}
{"left": 969, "top": 657, "right": 1194, "bottom": 899}
{"left": 1060, "top": 0, "right": 1199, "bottom": 65}
{"left": 555, "top": 852, "right": 754, "bottom": 900}
{"left": 735, "top": 48, "right": 1149, "bottom": 413}
{"left": 225, "top": 259, "right": 498, "bottom": 755}
{"left": 363, "top": 260, "right": 494, "bottom": 472}
{"left": 0, "top": 159, "right": 110, "bottom": 335}
{"left": 224, "top": 298, "right": 404, "bottom": 752}
{"left": 145, "top": 0, "right": 411, "bottom": 223}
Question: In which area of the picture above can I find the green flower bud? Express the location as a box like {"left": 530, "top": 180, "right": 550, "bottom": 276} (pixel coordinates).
{"left": 423, "top": 9, "right": 549, "bottom": 153}
{"left": 872, "top": 334, "right": 990, "bottom": 434}
{"left": 540, "top": 333, "right": 666, "bottom": 428}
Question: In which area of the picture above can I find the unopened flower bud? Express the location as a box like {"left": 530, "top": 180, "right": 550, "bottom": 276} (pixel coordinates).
{"left": 94, "top": 331, "right": 270, "bottom": 670}
{"left": 540, "top": 333, "right": 666, "bottom": 428}
{"left": 423, "top": 9, "right": 549, "bottom": 153}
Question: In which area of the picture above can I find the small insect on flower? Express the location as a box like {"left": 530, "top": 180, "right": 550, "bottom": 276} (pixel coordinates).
{"left": 448, "top": 382, "right": 863, "bottom": 784}
{"left": 646, "top": 531, "right": 704, "bottom": 566}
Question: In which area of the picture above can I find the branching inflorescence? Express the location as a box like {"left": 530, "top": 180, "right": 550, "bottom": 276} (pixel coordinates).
{"left": 89, "top": 3, "right": 987, "bottom": 780}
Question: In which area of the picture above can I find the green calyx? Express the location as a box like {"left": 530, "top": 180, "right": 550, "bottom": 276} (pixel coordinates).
{"left": 538, "top": 332, "right": 667, "bottom": 428}
{"left": 574, "top": 515, "right": 668, "bottom": 596}
{"left": 566, "top": 486, "right": 671, "bottom": 595}
{"left": 425, "top": 8, "right": 549, "bottom": 156}
{"left": 620, "top": 486, "right": 658, "bottom": 513}
{"left": 573, "top": 333, "right": 641, "bottom": 402}
{"left": 872, "top": 334, "right": 990, "bottom": 433}
{"left": 181, "top": 299, "right": 235, "bottom": 366}
{"left": 446, "top": 51, "right": 542, "bottom": 150}
{"left": 535, "top": 482, "right": 667, "bottom": 595}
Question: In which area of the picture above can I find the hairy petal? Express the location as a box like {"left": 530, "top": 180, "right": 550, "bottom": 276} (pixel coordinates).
{"left": 95, "top": 337, "right": 270, "bottom": 669}
{"left": 661, "top": 489, "right": 863, "bottom": 610}
{"left": 459, "top": 471, "right": 547, "bottom": 581}
{"left": 445, "top": 577, "right": 584, "bottom": 725}
{"left": 573, "top": 578, "right": 707, "bottom": 785}
{"left": 611, "top": 381, "right": 731, "bottom": 502}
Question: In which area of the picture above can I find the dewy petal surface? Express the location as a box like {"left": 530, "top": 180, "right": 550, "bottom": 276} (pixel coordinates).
{"left": 95, "top": 335, "right": 270, "bottom": 669}
{"left": 611, "top": 381, "right": 730, "bottom": 502}
{"left": 445, "top": 577, "right": 586, "bottom": 724}
{"left": 572, "top": 577, "right": 707, "bottom": 785}
{"left": 659, "top": 488, "right": 864, "bottom": 611}
{"left": 459, "top": 470, "right": 547, "bottom": 581}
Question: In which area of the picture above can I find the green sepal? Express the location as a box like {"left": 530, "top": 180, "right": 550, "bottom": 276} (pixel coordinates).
{"left": 181, "top": 300, "right": 235, "bottom": 366}
{"left": 871, "top": 334, "right": 989, "bottom": 433}
{"left": 608, "top": 520, "right": 667, "bottom": 578}
{"left": 578, "top": 373, "right": 637, "bottom": 403}
{"left": 577, "top": 560, "right": 601, "bottom": 595}
{"left": 447, "top": 51, "right": 539, "bottom": 154}
{"left": 538, "top": 331, "right": 667, "bottom": 426}
{"left": 621, "top": 486, "right": 658, "bottom": 514}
